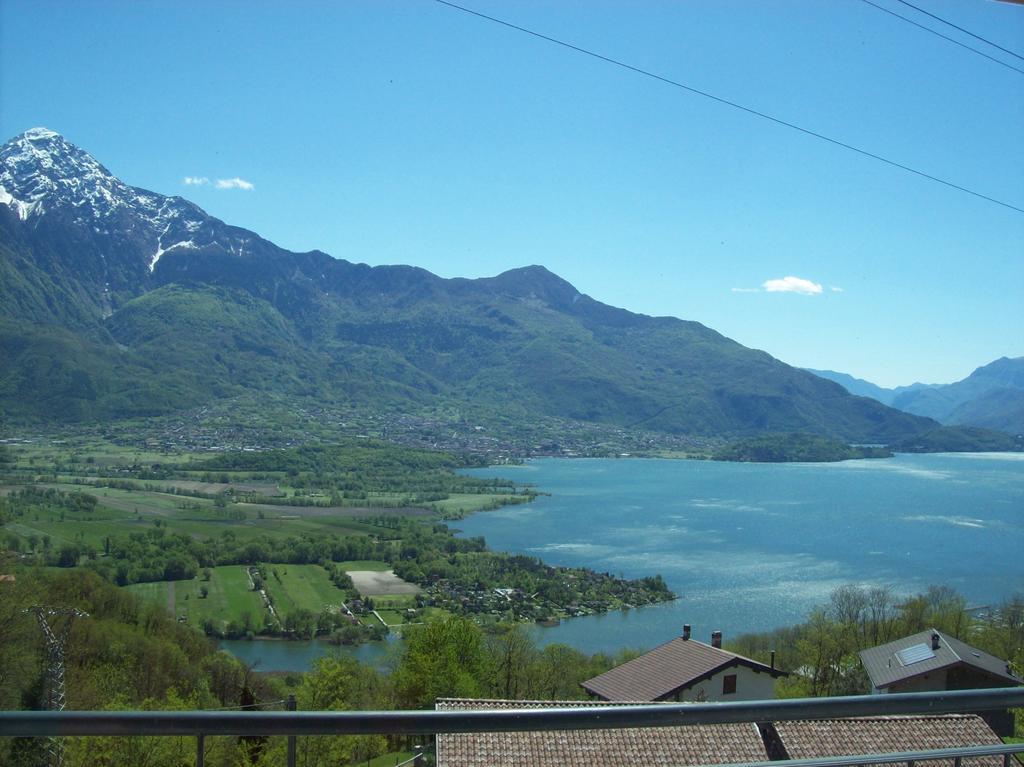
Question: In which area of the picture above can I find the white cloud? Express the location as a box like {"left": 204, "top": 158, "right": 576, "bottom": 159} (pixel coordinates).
{"left": 830, "top": 286, "right": 844, "bottom": 293}
{"left": 183, "top": 176, "right": 209, "bottom": 186}
{"left": 214, "top": 177, "right": 254, "bottom": 191}
{"left": 763, "top": 276, "right": 823, "bottom": 295}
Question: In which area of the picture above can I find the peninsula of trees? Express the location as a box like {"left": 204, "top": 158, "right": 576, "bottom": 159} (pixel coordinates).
{"left": 712, "top": 433, "right": 892, "bottom": 463}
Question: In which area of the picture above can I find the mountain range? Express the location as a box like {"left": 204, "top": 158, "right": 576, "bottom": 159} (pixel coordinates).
{"left": 0, "top": 128, "right": 1016, "bottom": 450}
{"left": 807, "top": 358, "right": 1024, "bottom": 436}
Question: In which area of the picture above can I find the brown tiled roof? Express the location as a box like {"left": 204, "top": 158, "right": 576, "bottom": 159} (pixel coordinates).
{"left": 435, "top": 698, "right": 768, "bottom": 767}
{"left": 859, "top": 629, "right": 1021, "bottom": 690}
{"left": 581, "top": 637, "right": 784, "bottom": 701}
{"left": 772, "top": 714, "right": 1004, "bottom": 767}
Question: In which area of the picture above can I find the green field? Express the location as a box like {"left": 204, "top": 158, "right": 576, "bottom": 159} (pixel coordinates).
{"left": 375, "top": 609, "right": 412, "bottom": 626}
{"left": 371, "top": 594, "right": 416, "bottom": 609}
{"left": 122, "top": 563, "right": 355, "bottom": 634}
{"left": 426, "top": 493, "right": 524, "bottom": 517}
{"left": 123, "top": 580, "right": 174, "bottom": 611}
{"left": 336, "top": 560, "right": 390, "bottom": 571}
{"left": 174, "top": 565, "right": 267, "bottom": 633}
{"left": 1, "top": 482, "right": 402, "bottom": 553}
{"left": 7, "top": 440, "right": 195, "bottom": 472}
{"left": 2, "top": 438, "right": 544, "bottom": 639}
{"left": 265, "top": 564, "right": 347, "bottom": 616}
{"left": 0, "top": 438, "right": 536, "bottom": 567}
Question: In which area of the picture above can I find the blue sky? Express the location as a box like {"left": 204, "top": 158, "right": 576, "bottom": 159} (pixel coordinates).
{"left": 1, "top": 0, "right": 1022, "bottom": 387}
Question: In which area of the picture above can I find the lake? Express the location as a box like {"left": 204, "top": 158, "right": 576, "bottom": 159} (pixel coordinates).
{"left": 220, "top": 634, "right": 399, "bottom": 672}
{"left": 221, "top": 452, "right": 1023, "bottom": 669}
{"left": 457, "top": 452, "right": 1024, "bottom": 654}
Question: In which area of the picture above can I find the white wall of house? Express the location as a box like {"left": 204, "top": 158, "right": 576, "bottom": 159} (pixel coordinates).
{"left": 670, "top": 665, "right": 777, "bottom": 702}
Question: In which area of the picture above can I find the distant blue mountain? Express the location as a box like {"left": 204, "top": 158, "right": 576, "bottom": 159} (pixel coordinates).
{"left": 807, "top": 358, "right": 1024, "bottom": 436}
{"left": 803, "top": 369, "right": 932, "bottom": 407}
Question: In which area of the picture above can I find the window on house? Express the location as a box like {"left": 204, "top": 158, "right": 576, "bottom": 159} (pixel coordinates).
{"left": 722, "top": 674, "right": 737, "bottom": 695}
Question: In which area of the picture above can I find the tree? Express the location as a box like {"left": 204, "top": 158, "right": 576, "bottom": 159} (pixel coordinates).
{"left": 284, "top": 608, "right": 316, "bottom": 639}
{"left": 532, "top": 643, "right": 594, "bottom": 700}
{"left": 924, "top": 585, "right": 969, "bottom": 638}
{"left": 254, "top": 656, "right": 387, "bottom": 767}
{"left": 865, "top": 586, "right": 898, "bottom": 645}
{"left": 57, "top": 544, "right": 80, "bottom": 567}
{"left": 487, "top": 623, "right": 537, "bottom": 699}
{"left": 393, "top": 617, "right": 489, "bottom": 708}
{"left": 794, "top": 608, "right": 851, "bottom": 697}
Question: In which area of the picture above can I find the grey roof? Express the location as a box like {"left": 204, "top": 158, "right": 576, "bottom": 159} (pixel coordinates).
{"left": 859, "top": 629, "right": 1021, "bottom": 690}
{"left": 435, "top": 698, "right": 768, "bottom": 767}
{"left": 581, "top": 637, "right": 785, "bottom": 701}
{"left": 773, "top": 714, "right": 1004, "bottom": 767}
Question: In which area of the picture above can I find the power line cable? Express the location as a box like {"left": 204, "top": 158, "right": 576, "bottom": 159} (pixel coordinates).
{"left": 859, "top": 0, "right": 1024, "bottom": 76}
{"left": 203, "top": 699, "right": 288, "bottom": 711}
{"left": 432, "top": 0, "right": 1024, "bottom": 216}
{"left": 891, "top": 0, "right": 1024, "bottom": 62}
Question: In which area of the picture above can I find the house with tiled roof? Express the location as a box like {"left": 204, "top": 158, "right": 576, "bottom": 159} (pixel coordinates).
{"left": 858, "top": 628, "right": 1021, "bottom": 735}
{"left": 581, "top": 625, "right": 787, "bottom": 702}
{"left": 434, "top": 698, "right": 769, "bottom": 767}
{"left": 761, "top": 714, "right": 1005, "bottom": 767}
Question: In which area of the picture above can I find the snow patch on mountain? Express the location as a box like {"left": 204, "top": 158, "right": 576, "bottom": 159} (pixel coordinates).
{"left": 0, "top": 185, "right": 36, "bottom": 220}
{"left": 150, "top": 238, "right": 198, "bottom": 272}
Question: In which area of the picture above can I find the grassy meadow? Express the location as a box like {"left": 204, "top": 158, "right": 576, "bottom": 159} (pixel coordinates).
{"left": 265, "top": 564, "right": 347, "bottom": 616}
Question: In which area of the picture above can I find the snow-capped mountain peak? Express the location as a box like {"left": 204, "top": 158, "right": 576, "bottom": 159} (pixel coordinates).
{"left": 0, "top": 128, "right": 230, "bottom": 274}
{"left": 0, "top": 128, "right": 267, "bottom": 285}
{"left": 22, "top": 127, "right": 60, "bottom": 140}
{"left": 1, "top": 127, "right": 151, "bottom": 222}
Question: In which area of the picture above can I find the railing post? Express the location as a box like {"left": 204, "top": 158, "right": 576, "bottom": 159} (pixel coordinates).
{"left": 196, "top": 733, "right": 204, "bottom": 767}
{"left": 286, "top": 694, "right": 296, "bottom": 767}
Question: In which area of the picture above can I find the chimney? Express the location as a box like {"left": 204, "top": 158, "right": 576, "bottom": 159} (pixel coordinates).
{"left": 770, "top": 650, "right": 776, "bottom": 670}
{"left": 931, "top": 632, "right": 940, "bottom": 651}
{"left": 682, "top": 624, "right": 691, "bottom": 641}
{"left": 711, "top": 630, "right": 722, "bottom": 649}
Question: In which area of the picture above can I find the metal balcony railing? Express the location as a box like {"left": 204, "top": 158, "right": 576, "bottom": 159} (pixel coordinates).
{"left": 1, "top": 687, "right": 1022, "bottom": 767}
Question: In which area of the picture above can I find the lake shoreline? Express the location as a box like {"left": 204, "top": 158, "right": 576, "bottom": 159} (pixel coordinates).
{"left": 457, "top": 453, "right": 1023, "bottom": 654}
{"left": 217, "top": 453, "right": 1021, "bottom": 670}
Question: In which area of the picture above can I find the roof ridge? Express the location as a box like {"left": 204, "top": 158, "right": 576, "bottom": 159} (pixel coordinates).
{"left": 437, "top": 697, "right": 653, "bottom": 705}
{"left": 933, "top": 628, "right": 967, "bottom": 664}
{"left": 793, "top": 713, "right": 982, "bottom": 723}
{"left": 667, "top": 634, "right": 772, "bottom": 666}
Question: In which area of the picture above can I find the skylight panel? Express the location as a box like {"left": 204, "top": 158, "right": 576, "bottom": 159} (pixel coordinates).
{"left": 896, "top": 643, "right": 936, "bottom": 666}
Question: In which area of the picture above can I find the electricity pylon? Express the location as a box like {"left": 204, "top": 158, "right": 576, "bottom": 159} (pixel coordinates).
{"left": 30, "top": 607, "right": 87, "bottom": 767}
